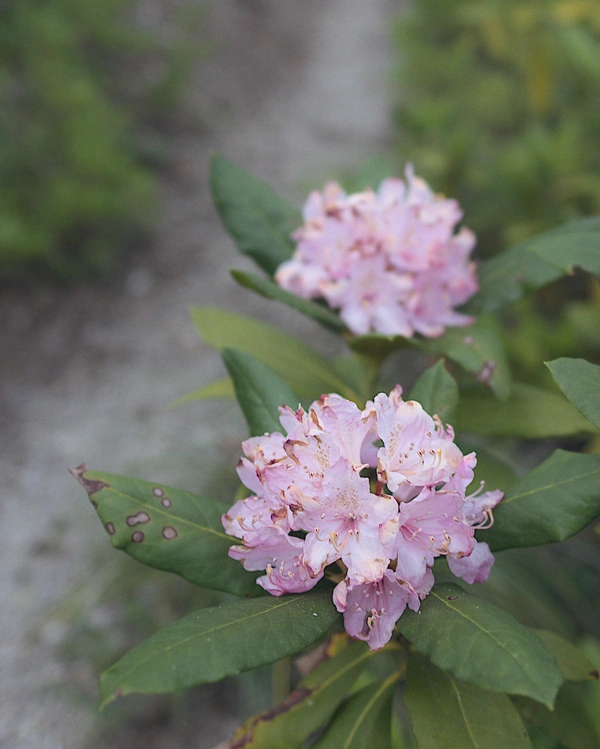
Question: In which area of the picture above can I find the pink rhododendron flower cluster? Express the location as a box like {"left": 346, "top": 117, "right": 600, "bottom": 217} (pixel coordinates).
{"left": 275, "top": 166, "right": 478, "bottom": 338}
{"left": 222, "top": 388, "right": 502, "bottom": 650}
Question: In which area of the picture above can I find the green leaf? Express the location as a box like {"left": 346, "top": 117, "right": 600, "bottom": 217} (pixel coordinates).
{"left": 397, "top": 583, "right": 563, "bottom": 708}
{"left": 528, "top": 231, "right": 600, "bottom": 278}
{"left": 483, "top": 450, "right": 600, "bottom": 552}
{"left": 531, "top": 630, "right": 599, "bottom": 682}
{"left": 457, "top": 383, "right": 597, "bottom": 438}
{"left": 513, "top": 682, "right": 599, "bottom": 749}
{"left": 405, "top": 653, "right": 532, "bottom": 749}
{"left": 231, "top": 639, "right": 377, "bottom": 749}
{"left": 171, "top": 377, "right": 234, "bottom": 405}
{"left": 416, "top": 321, "right": 511, "bottom": 399}
{"left": 221, "top": 348, "right": 299, "bottom": 436}
{"left": 191, "top": 307, "right": 360, "bottom": 401}
{"left": 459, "top": 439, "right": 517, "bottom": 493}
{"left": 409, "top": 360, "right": 459, "bottom": 427}
{"left": 70, "top": 467, "right": 259, "bottom": 597}
{"left": 330, "top": 354, "right": 370, "bottom": 401}
{"left": 99, "top": 591, "right": 340, "bottom": 708}
{"left": 466, "top": 218, "right": 600, "bottom": 316}
{"left": 465, "top": 239, "right": 562, "bottom": 316}
{"left": 312, "top": 671, "right": 400, "bottom": 749}
{"left": 349, "top": 321, "right": 511, "bottom": 398}
{"left": 231, "top": 269, "right": 345, "bottom": 333}
{"left": 546, "top": 357, "right": 600, "bottom": 430}
{"left": 210, "top": 154, "right": 301, "bottom": 276}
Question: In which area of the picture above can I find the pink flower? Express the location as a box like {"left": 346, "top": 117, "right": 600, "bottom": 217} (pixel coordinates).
{"left": 275, "top": 166, "right": 478, "bottom": 338}
{"left": 223, "top": 387, "right": 502, "bottom": 650}
{"left": 295, "top": 458, "right": 397, "bottom": 584}
{"left": 373, "top": 387, "right": 463, "bottom": 496}
{"left": 333, "top": 570, "right": 413, "bottom": 650}
{"left": 230, "top": 535, "right": 323, "bottom": 596}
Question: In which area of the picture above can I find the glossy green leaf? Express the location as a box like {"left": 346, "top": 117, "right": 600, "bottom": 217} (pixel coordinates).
{"left": 397, "top": 583, "right": 563, "bottom": 708}
{"left": 457, "top": 383, "right": 597, "bottom": 438}
{"left": 350, "top": 322, "right": 510, "bottom": 398}
{"left": 312, "top": 671, "right": 399, "bottom": 749}
{"left": 405, "top": 654, "right": 532, "bottom": 749}
{"left": 532, "top": 629, "right": 599, "bottom": 682}
{"left": 221, "top": 348, "right": 299, "bottom": 436}
{"left": 231, "top": 640, "right": 376, "bottom": 749}
{"left": 513, "top": 683, "right": 599, "bottom": 749}
{"left": 417, "top": 321, "right": 511, "bottom": 399}
{"left": 546, "top": 357, "right": 600, "bottom": 430}
{"left": 231, "top": 269, "right": 345, "bottom": 333}
{"left": 171, "top": 377, "right": 234, "bottom": 406}
{"left": 191, "top": 307, "right": 359, "bottom": 401}
{"left": 528, "top": 231, "right": 600, "bottom": 278}
{"left": 210, "top": 154, "right": 301, "bottom": 276}
{"left": 483, "top": 450, "right": 600, "bottom": 552}
{"left": 409, "top": 360, "right": 459, "bottom": 427}
{"left": 70, "top": 467, "right": 259, "bottom": 597}
{"left": 465, "top": 239, "right": 562, "bottom": 316}
{"left": 99, "top": 591, "right": 340, "bottom": 708}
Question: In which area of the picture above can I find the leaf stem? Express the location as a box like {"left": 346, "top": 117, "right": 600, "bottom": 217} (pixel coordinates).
{"left": 272, "top": 657, "right": 292, "bottom": 706}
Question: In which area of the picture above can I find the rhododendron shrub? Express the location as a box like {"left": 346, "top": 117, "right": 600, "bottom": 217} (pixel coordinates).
{"left": 72, "top": 156, "right": 600, "bottom": 749}
{"left": 223, "top": 389, "right": 502, "bottom": 650}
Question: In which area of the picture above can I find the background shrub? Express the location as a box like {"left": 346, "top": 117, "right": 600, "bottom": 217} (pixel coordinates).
{"left": 0, "top": 0, "right": 201, "bottom": 282}
{"left": 393, "top": 0, "right": 600, "bottom": 254}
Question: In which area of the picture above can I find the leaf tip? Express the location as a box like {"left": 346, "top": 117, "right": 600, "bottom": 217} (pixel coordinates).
{"left": 99, "top": 686, "right": 123, "bottom": 712}
{"left": 69, "top": 464, "right": 109, "bottom": 497}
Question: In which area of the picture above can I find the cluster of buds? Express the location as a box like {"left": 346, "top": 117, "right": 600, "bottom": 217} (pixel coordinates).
{"left": 223, "top": 388, "right": 502, "bottom": 650}
{"left": 275, "top": 166, "right": 478, "bottom": 338}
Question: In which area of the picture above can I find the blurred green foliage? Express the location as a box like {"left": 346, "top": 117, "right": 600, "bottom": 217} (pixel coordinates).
{"left": 0, "top": 0, "right": 202, "bottom": 281}
{"left": 393, "top": 0, "right": 600, "bottom": 254}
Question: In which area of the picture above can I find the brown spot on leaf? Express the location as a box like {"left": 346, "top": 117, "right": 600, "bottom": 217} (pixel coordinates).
{"left": 152, "top": 487, "right": 164, "bottom": 498}
{"left": 106, "top": 522, "right": 116, "bottom": 535}
{"left": 447, "top": 595, "right": 458, "bottom": 601}
{"left": 131, "top": 531, "right": 145, "bottom": 543}
{"left": 591, "top": 670, "right": 599, "bottom": 680}
{"left": 161, "top": 497, "right": 172, "bottom": 509}
{"left": 126, "top": 512, "right": 151, "bottom": 527}
{"left": 162, "top": 526, "right": 178, "bottom": 540}
{"left": 69, "top": 463, "right": 109, "bottom": 496}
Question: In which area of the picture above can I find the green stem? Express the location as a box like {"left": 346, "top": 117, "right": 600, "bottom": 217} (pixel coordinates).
{"left": 272, "top": 657, "right": 292, "bottom": 706}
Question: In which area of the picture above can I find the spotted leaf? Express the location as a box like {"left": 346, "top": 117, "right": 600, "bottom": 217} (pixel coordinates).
{"left": 70, "top": 465, "right": 260, "bottom": 597}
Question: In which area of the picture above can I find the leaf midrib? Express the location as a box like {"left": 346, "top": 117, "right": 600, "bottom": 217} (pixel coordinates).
{"left": 502, "top": 467, "right": 600, "bottom": 505}
{"left": 430, "top": 589, "right": 546, "bottom": 694}
{"left": 105, "top": 594, "right": 328, "bottom": 689}
{"left": 448, "top": 674, "right": 479, "bottom": 748}
{"left": 343, "top": 670, "right": 400, "bottom": 749}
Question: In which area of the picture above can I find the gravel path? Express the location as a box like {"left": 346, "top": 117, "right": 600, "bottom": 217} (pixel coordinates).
{"left": 0, "top": 2, "right": 395, "bottom": 746}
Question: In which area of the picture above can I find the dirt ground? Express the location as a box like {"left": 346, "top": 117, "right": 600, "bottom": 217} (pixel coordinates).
{"left": 0, "top": 2, "right": 397, "bottom": 747}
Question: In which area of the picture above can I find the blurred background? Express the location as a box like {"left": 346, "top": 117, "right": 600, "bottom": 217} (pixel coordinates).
{"left": 1, "top": 1, "right": 599, "bottom": 747}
